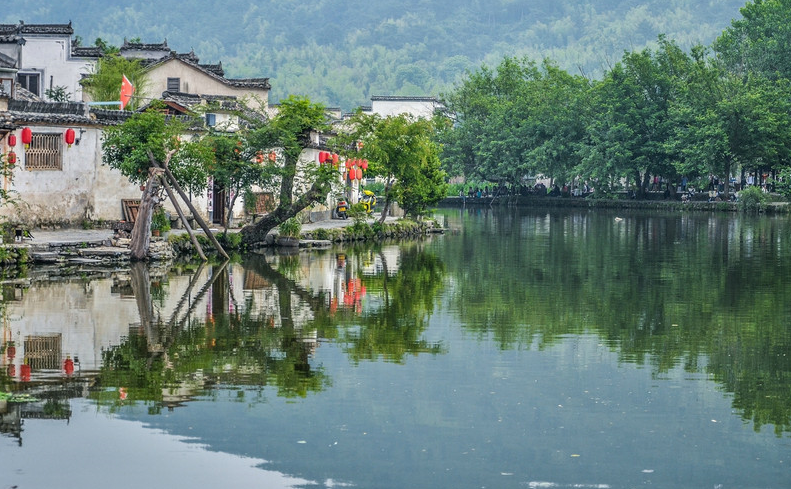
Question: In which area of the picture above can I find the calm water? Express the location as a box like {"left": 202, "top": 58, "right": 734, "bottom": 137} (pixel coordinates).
{"left": 1, "top": 207, "right": 790, "bottom": 488}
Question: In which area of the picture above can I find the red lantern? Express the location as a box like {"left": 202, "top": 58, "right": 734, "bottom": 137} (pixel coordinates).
{"left": 6, "top": 151, "right": 16, "bottom": 166}
{"left": 361, "top": 159, "right": 368, "bottom": 170}
{"left": 64, "top": 357, "right": 74, "bottom": 376}
{"left": 332, "top": 153, "right": 339, "bottom": 164}
{"left": 65, "top": 128, "right": 76, "bottom": 147}
{"left": 21, "top": 127, "right": 32, "bottom": 147}
{"left": 7, "top": 134, "right": 16, "bottom": 147}
{"left": 6, "top": 345, "right": 14, "bottom": 359}
{"left": 21, "top": 364, "right": 31, "bottom": 382}
{"left": 269, "top": 151, "right": 277, "bottom": 162}
{"left": 319, "top": 151, "right": 327, "bottom": 164}
{"left": 356, "top": 168, "right": 363, "bottom": 180}
{"left": 256, "top": 151, "right": 264, "bottom": 163}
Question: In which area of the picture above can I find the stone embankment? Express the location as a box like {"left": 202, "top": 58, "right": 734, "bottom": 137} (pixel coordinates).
{"left": 0, "top": 217, "right": 444, "bottom": 269}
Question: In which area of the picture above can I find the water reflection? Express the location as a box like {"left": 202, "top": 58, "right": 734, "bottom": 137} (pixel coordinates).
{"left": 1, "top": 209, "right": 791, "bottom": 488}
{"left": 438, "top": 207, "right": 791, "bottom": 435}
{"left": 1, "top": 242, "right": 446, "bottom": 444}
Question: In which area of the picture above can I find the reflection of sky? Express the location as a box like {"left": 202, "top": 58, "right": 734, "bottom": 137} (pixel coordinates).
{"left": 0, "top": 398, "right": 314, "bottom": 489}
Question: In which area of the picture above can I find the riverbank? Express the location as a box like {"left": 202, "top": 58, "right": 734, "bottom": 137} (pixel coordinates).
{"left": 0, "top": 216, "right": 443, "bottom": 271}
{"left": 440, "top": 194, "right": 791, "bottom": 213}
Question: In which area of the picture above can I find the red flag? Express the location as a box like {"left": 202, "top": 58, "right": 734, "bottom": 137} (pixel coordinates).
{"left": 120, "top": 75, "right": 135, "bottom": 109}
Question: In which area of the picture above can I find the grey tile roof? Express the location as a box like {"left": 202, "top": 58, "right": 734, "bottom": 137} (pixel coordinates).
{"left": 148, "top": 52, "right": 271, "bottom": 90}
{"left": 0, "top": 51, "right": 16, "bottom": 69}
{"left": 0, "top": 21, "right": 73, "bottom": 36}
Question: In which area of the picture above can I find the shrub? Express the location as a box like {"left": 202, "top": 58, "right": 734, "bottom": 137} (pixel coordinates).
{"left": 738, "top": 186, "right": 767, "bottom": 212}
{"left": 278, "top": 217, "right": 302, "bottom": 237}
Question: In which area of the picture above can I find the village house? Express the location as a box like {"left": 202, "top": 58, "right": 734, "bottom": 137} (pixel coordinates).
{"left": 0, "top": 23, "right": 281, "bottom": 229}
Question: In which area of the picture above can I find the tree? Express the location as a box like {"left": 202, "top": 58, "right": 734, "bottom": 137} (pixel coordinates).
{"left": 199, "top": 130, "right": 266, "bottom": 230}
{"left": 102, "top": 107, "right": 212, "bottom": 259}
{"left": 81, "top": 54, "right": 149, "bottom": 110}
{"left": 579, "top": 38, "right": 690, "bottom": 197}
{"left": 669, "top": 49, "right": 791, "bottom": 198}
{"left": 239, "top": 95, "right": 337, "bottom": 245}
{"left": 714, "top": 0, "right": 791, "bottom": 81}
{"left": 338, "top": 112, "right": 448, "bottom": 221}
{"left": 440, "top": 57, "right": 588, "bottom": 189}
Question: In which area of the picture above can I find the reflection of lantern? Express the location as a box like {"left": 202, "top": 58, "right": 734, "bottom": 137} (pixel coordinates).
{"left": 7, "top": 151, "right": 16, "bottom": 166}
{"left": 64, "top": 357, "right": 74, "bottom": 376}
{"left": 8, "top": 134, "right": 16, "bottom": 147}
{"left": 269, "top": 151, "right": 277, "bottom": 162}
{"left": 21, "top": 127, "right": 32, "bottom": 148}
{"left": 21, "top": 364, "right": 31, "bottom": 382}
{"left": 64, "top": 128, "right": 75, "bottom": 147}
{"left": 256, "top": 151, "right": 264, "bottom": 163}
{"left": 356, "top": 168, "right": 363, "bottom": 180}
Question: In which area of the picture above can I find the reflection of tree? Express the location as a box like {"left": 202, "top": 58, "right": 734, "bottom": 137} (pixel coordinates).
{"left": 442, "top": 207, "right": 791, "bottom": 434}
{"left": 329, "top": 245, "right": 446, "bottom": 364}
{"left": 92, "top": 259, "right": 330, "bottom": 410}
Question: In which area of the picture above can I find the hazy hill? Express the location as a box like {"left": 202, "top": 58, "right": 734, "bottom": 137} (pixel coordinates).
{"left": 2, "top": 0, "right": 747, "bottom": 109}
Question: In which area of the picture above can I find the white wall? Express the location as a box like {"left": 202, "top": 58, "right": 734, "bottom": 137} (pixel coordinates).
{"left": 19, "top": 36, "right": 94, "bottom": 102}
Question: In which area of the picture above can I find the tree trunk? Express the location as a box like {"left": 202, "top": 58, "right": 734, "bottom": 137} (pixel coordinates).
{"left": 130, "top": 171, "right": 160, "bottom": 261}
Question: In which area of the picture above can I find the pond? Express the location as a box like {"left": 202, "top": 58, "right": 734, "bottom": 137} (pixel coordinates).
{"left": 1, "top": 207, "right": 790, "bottom": 488}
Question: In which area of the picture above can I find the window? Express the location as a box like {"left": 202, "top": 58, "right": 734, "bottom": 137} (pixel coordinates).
{"left": 167, "top": 77, "right": 180, "bottom": 92}
{"left": 205, "top": 113, "right": 216, "bottom": 127}
{"left": 17, "top": 72, "right": 40, "bottom": 96}
{"left": 25, "top": 133, "right": 63, "bottom": 171}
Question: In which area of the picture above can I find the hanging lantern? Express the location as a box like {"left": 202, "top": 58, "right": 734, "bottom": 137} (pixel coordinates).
{"left": 361, "top": 159, "right": 368, "bottom": 170}
{"left": 256, "top": 151, "right": 264, "bottom": 163}
{"left": 319, "top": 151, "right": 327, "bottom": 164}
{"left": 6, "top": 151, "right": 16, "bottom": 166}
{"left": 269, "top": 151, "right": 277, "bottom": 162}
{"left": 332, "top": 153, "right": 339, "bottom": 164}
{"left": 65, "top": 128, "right": 76, "bottom": 148}
{"left": 356, "top": 167, "right": 363, "bottom": 180}
{"left": 64, "top": 357, "right": 75, "bottom": 376}
{"left": 21, "top": 363, "right": 31, "bottom": 382}
{"left": 7, "top": 134, "right": 16, "bottom": 147}
{"left": 357, "top": 141, "right": 364, "bottom": 150}
{"left": 21, "top": 127, "right": 32, "bottom": 148}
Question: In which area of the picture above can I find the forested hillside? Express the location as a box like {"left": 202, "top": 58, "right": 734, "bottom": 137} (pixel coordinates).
{"left": 2, "top": 0, "right": 746, "bottom": 109}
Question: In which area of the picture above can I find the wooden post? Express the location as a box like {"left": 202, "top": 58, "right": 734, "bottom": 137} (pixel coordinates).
{"left": 157, "top": 174, "right": 207, "bottom": 261}
{"left": 148, "top": 151, "right": 229, "bottom": 259}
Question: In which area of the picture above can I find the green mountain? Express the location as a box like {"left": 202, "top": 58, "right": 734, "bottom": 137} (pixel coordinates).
{"left": 1, "top": 0, "right": 747, "bottom": 109}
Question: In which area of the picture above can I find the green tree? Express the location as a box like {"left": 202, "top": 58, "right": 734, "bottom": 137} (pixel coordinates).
{"left": 239, "top": 95, "right": 337, "bottom": 244}
{"left": 199, "top": 130, "right": 266, "bottom": 230}
{"left": 81, "top": 54, "right": 149, "bottom": 110}
{"left": 670, "top": 50, "right": 791, "bottom": 198}
{"left": 102, "top": 107, "right": 210, "bottom": 258}
{"left": 579, "top": 38, "right": 690, "bottom": 197}
{"left": 339, "top": 112, "right": 448, "bottom": 221}
{"left": 440, "top": 57, "right": 588, "bottom": 189}
{"left": 714, "top": 0, "right": 791, "bottom": 81}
